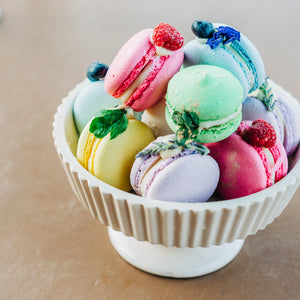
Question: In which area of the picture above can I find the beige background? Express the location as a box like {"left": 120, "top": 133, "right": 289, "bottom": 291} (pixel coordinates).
{"left": 0, "top": 1, "right": 299, "bottom": 299}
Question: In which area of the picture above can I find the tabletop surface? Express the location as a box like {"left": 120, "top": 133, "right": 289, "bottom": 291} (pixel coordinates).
{"left": 0, "top": 1, "right": 299, "bottom": 299}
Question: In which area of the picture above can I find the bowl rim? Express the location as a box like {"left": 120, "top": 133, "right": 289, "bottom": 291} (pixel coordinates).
{"left": 53, "top": 80, "right": 300, "bottom": 213}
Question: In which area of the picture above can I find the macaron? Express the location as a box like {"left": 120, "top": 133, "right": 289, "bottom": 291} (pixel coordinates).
{"left": 269, "top": 79, "right": 300, "bottom": 156}
{"left": 73, "top": 80, "right": 121, "bottom": 134}
{"left": 183, "top": 20, "right": 265, "bottom": 100}
{"left": 242, "top": 78, "right": 300, "bottom": 156}
{"left": 77, "top": 116, "right": 155, "bottom": 191}
{"left": 165, "top": 65, "right": 244, "bottom": 144}
{"left": 206, "top": 120, "right": 288, "bottom": 199}
{"left": 105, "top": 23, "right": 184, "bottom": 112}
{"left": 141, "top": 98, "right": 173, "bottom": 138}
{"left": 73, "top": 62, "right": 121, "bottom": 134}
{"left": 130, "top": 135, "right": 220, "bottom": 202}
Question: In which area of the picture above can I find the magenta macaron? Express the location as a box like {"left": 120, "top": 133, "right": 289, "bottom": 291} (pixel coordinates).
{"left": 207, "top": 120, "right": 288, "bottom": 200}
{"left": 104, "top": 23, "right": 184, "bottom": 112}
{"left": 130, "top": 135, "right": 220, "bottom": 203}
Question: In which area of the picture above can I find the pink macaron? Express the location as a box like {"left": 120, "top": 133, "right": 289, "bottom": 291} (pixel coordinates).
{"left": 105, "top": 23, "right": 184, "bottom": 112}
{"left": 130, "top": 135, "right": 220, "bottom": 203}
{"left": 206, "top": 120, "right": 288, "bottom": 200}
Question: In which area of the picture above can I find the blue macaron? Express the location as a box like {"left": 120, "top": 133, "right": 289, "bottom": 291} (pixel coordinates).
{"left": 73, "top": 80, "right": 121, "bottom": 134}
{"left": 183, "top": 20, "right": 266, "bottom": 100}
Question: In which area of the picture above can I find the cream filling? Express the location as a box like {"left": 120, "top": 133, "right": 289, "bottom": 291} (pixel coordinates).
{"left": 198, "top": 105, "right": 241, "bottom": 132}
{"left": 87, "top": 136, "right": 101, "bottom": 175}
{"left": 150, "top": 34, "right": 174, "bottom": 56}
{"left": 263, "top": 148, "right": 276, "bottom": 184}
{"left": 119, "top": 34, "right": 174, "bottom": 103}
{"left": 118, "top": 63, "right": 153, "bottom": 103}
{"left": 140, "top": 158, "right": 162, "bottom": 196}
{"left": 167, "top": 103, "right": 242, "bottom": 132}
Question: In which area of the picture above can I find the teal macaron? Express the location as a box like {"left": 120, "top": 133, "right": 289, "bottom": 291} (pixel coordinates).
{"left": 165, "top": 65, "right": 244, "bottom": 144}
{"left": 183, "top": 21, "right": 265, "bottom": 100}
{"left": 73, "top": 80, "right": 121, "bottom": 134}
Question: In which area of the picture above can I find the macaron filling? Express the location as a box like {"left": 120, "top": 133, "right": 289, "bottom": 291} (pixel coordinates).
{"left": 113, "top": 45, "right": 156, "bottom": 98}
{"left": 112, "top": 42, "right": 171, "bottom": 109}
{"left": 255, "top": 144, "right": 286, "bottom": 187}
{"left": 124, "top": 55, "right": 168, "bottom": 108}
{"left": 255, "top": 147, "right": 273, "bottom": 187}
{"left": 132, "top": 154, "right": 161, "bottom": 195}
{"left": 166, "top": 102, "right": 242, "bottom": 133}
{"left": 81, "top": 131, "right": 97, "bottom": 169}
{"left": 149, "top": 34, "right": 174, "bottom": 56}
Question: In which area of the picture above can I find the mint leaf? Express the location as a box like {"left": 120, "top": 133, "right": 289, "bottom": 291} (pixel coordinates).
{"left": 172, "top": 111, "right": 185, "bottom": 126}
{"left": 182, "top": 111, "right": 199, "bottom": 131}
{"left": 172, "top": 110, "right": 200, "bottom": 145}
{"left": 110, "top": 115, "right": 128, "bottom": 140}
{"left": 89, "top": 109, "right": 128, "bottom": 140}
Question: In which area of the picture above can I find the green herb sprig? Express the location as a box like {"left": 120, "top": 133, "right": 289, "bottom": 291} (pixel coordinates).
{"left": 172, "top": 110, "right": 200, "bottom": 145}
{"left": 136, "top": 139, "right": 209, "bottom": 159}
{"left": 253, "top": 77, "right": 277, "bottom": 111}
{"left": 89, "top": 108, "right": 128, "bottom": 139}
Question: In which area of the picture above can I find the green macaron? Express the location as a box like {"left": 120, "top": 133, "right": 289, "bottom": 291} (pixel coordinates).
{"left": 165, "top": 65, "right": 243, "bottom": 144}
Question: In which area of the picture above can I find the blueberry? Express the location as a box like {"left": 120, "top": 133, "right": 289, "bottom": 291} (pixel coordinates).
{"left": 87, "top": 61, "right": 108, "bottom": 81}
{"left": 191, "top": 20, "right": 215, "bottom": 39}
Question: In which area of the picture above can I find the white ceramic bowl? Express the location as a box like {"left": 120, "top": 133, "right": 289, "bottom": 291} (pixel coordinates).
{"left": 53, "top": 80, "right": 300, "bottom": 277}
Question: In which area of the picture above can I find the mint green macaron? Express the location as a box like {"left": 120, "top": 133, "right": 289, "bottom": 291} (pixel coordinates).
{"left": 165, "top": 65, "right": 243, "bottom": 143}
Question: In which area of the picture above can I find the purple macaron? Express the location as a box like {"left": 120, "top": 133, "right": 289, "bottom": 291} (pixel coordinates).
{"left": 130, "top": 135, "right": 220, "bottom": 203}
{"left": 242, "top": 78, "right": 300, "bottom": 156}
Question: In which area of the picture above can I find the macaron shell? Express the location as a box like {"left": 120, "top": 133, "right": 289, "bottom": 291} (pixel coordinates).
{"left": 104, "top": 28, "right": 154, "bottom": 95}
{"left": 277, "top": 99, "right": 300, "bottom": 155}
{"left": 230, "top": 28, "right": 265, "bottom": 92}
{"left": 270, "top": 80, "right": 300, "bottom": 155}
{"left": 77, "top": 119, "right": 155, "bottom": 191}
{"left": 166, "top": 65, "right": 243, "bottom": 120}
{"left": 165, "top": 65, "right": 243, "bottom": 143}
{"left": 129, "top": 49, "right": 184, "bottom": 111}
{"left": 141, "top": 98, "right": 173, "bottom": 137}
{"left": 207, "top": 133, "right": 268, "bottom": 199}
{"left": 145, "top": 154, "right": 220, "bottom": 203}
{"left": 93, "top": 119, "right": 154, "bottom": 191}
{"left": 183, "top": 39, "right": 249, "bottom": 98}
{"left": 73, "top": 81, "right": 121, "bottom": 133}
{"left": 76, "top": 119, "right": 94, "bottom": 167}
{"left": 183, "top": 24, "right": 265, "bottom": 98}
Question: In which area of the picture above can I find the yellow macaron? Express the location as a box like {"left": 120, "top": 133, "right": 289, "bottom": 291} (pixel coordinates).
{"left": 77, "top": 118, "right": 155, "bottom": 191}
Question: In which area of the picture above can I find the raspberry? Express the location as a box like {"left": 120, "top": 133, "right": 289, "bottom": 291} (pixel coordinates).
{"left": 238, "top": 119, "right": 277, "bottom": 148}
{"left": 152, "top": 23, "right": 184, "bottom": 51}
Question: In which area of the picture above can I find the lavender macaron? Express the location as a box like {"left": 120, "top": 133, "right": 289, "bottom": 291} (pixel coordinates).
{"left": 130, "top": 135, "right": 220, "bottom": 203}
{"left": 242, "top": 78, "right": 300, "bottom": 156}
